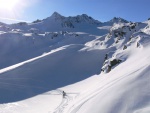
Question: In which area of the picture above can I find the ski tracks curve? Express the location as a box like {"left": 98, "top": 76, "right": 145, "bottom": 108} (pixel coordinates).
{"left": 52, "top": 89, "right": 79, "bottom": 113}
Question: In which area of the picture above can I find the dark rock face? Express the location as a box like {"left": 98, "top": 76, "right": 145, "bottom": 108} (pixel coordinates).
{"left": 110, "top": 59, "right": 122, "bottom": 67}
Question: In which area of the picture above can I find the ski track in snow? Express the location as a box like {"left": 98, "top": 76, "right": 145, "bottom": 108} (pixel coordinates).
{"left": 51, "top": 89, "right": 79, "bottom": 113}
{"left": 65, "top": 65, "right": 149, "bottom": 113}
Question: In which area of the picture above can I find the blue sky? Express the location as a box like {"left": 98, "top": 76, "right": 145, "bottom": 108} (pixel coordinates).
{"left": 0, "top": 0, "right": 150, "bottom": 23}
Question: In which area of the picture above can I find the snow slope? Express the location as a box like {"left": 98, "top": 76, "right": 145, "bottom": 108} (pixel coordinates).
{"left": 64, "top": 47, "right": 150, "bottom": 113}
{"left": 0, "top": 12, "right": 150, "bottom": 113}
{"left": 0, "top": 44, "right": 110, "bottom": 103}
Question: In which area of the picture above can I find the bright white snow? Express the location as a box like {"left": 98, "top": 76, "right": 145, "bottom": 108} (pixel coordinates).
{"left": 0, "top": 12, "right": 149, "bottom": 113}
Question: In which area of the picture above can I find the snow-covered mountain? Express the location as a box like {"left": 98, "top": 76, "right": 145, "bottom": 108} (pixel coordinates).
{"left": 0, "top": 12, "right": 150, "bottom": 113}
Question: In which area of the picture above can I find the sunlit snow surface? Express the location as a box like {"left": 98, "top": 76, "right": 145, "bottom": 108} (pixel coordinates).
{"left": 0, "top": 13, "right": 150, "bottom": 113}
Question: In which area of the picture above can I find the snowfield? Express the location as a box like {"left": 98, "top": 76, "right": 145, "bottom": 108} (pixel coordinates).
{"left": 0, "top": 12, "right": 150, "bottom": 113}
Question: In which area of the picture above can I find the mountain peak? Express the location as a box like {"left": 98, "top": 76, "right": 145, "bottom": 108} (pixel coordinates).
{"left": 49, "top": 11, "right": 65, "bottom": 21}
{"left": 109, "top": 17, "right": 128, "bottom": 23}
{"left": 51, "top": 12, "right": 62, "bottom": 17}
{"left": 76, "top": 14, "right": 92, "bottom": 19}
{"left": 81, "top": 14, "right": 88, "bottom": 17}
{"left": 73, "top": 14, "right": 101, "bottom": 24}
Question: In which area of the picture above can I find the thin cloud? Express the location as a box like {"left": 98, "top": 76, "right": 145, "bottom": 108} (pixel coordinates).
{"left": 0, "top": 17, "right": 31, "bottom": 23}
